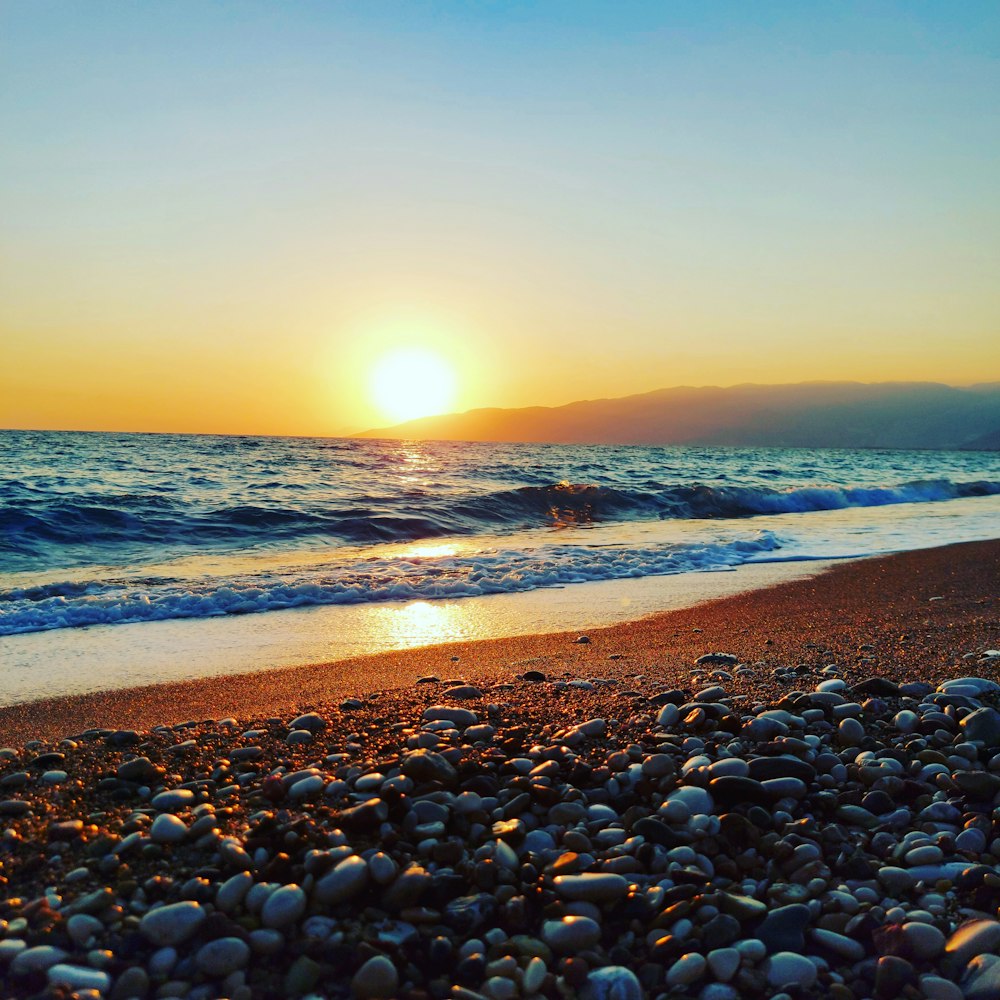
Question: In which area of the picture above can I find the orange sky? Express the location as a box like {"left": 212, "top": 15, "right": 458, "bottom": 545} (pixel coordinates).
{"left": 2, "top": 4, "right": 998, "bottom": 436}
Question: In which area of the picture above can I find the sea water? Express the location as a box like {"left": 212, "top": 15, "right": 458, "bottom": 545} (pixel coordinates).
{"left": 1, "top": 431, "right": 998, "bottom": 701}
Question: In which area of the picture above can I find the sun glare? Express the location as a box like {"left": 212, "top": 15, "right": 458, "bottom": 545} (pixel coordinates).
{"left": 371, "top": 348, "right": 457, "bottom": 424}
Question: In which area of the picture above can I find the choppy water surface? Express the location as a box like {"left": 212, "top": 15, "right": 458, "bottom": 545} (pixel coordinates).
{"left": 1, "top": 430, "right": 997, "bottom": 636}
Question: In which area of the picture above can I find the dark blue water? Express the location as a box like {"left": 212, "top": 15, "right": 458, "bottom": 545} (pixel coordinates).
{"left": 1, "top": 430, "right": 997, "bottom": 635}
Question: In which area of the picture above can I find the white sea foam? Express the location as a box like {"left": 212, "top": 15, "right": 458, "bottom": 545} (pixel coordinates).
{"left": 0, "top": 532, "right": 784, "bottom": 635}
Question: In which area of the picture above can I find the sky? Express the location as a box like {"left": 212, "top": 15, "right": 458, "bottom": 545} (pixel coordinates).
{"left": 1, "top": 1, "right": 998, "bottom": 435}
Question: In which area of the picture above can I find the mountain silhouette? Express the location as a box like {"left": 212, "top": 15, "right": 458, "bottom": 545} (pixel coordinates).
{"left": 357, "top": 381, "right": 1000, "bottom": 450}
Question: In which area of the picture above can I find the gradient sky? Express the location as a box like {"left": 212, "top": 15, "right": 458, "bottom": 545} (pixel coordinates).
{"left": 2, "top": 1, "right": 998, "bottom": 435}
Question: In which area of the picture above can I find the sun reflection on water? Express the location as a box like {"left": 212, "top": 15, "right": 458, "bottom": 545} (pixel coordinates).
{"left": 369, "top": 599, "right": 471, "bottom": 648}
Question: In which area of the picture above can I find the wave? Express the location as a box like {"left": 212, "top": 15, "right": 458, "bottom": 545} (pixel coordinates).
{"left": 0, "top": 533, "right": 784, "bottom": 635}
{"left": 2, "top": 477, "right": 997, "bottom": 570}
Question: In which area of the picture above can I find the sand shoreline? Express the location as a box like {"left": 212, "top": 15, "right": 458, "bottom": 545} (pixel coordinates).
{"left": 1, "top": 539, "right": 996, "bottom": 745}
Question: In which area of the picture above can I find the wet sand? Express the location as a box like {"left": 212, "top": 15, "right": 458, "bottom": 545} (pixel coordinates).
{"left": 2, "top": 539, "right": 996, "bottom": 745}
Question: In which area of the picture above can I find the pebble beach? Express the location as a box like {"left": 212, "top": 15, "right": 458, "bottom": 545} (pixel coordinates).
{"left": 2, "top": 539, "right": 999, "bottom": 1000}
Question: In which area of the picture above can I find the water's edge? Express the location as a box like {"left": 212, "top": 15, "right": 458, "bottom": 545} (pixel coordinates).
{"left": 0, "top": 557, "right": 843, "bottom": 706}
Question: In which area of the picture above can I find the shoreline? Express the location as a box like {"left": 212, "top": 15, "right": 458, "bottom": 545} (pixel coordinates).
{"left": 1, "top": 538, "right": 999, "bottom": 998}
{"left": 0, "top": 557, "right": 842, "bottom": 709}
{"left": 1, "top": 539, "right": 996, "bottom": 745}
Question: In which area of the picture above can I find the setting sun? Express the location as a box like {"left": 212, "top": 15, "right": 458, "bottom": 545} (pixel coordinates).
{"left": 370, "top": 348, "right": 457, "bottom": 424}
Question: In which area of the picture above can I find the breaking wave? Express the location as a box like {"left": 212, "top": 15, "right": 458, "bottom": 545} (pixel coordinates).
{"left": 1, "top": 532, "right": 785, "bottom": 635}
{"left": 3, "top": 478, "right": 997, "bottom": 569}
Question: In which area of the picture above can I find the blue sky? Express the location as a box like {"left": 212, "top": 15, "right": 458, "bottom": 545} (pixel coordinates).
{"left": 2, "top": 2, "right": 998, "bottom": 433}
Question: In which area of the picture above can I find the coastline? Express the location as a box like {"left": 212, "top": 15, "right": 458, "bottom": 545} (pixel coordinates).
{"left": 1, "top": 538, "right": 999, "bottom": 998}
{"left": 2, "top": 539, "right": 996, "bottom": 745}
{"left": 0, "top": 557, "right": 841, "bottom": 709}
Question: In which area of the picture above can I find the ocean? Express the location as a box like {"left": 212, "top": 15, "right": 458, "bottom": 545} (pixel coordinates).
{"left": 2, "top": 430, "right": 998, "bottom": 641}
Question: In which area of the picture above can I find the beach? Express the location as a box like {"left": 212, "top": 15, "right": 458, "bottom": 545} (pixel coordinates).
{"left": 1, "top": 538, "right": 999, "bottom": 999}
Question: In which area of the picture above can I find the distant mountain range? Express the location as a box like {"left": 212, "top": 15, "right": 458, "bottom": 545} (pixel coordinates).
{"left": 358, "top": 381, "right": 1000, "bottom": 450}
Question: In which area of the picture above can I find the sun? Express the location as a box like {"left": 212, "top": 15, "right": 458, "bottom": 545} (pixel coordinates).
{"left": 370, "top": 348, "right": 457, "bottom": 424}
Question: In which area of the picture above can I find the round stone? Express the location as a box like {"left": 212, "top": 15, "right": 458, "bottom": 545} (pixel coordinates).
{"left": 756, "top": 903, "right": 809, "bottom": 953}
{"left": 901, "top": 921, "right": 945, "bottom": 959}
{"left": 641, "top": 753, "right": 673, "bottom": 777}
{"left": 960, "top": 708, "right": 1000, "bottom": 746}
{"left": 523, "top": 956, "right": 547, "bottom": 993}
{"left": 151, "top": 789, "right": 195, "bottom": 812}
{"left": 150, "top": 814, "right": 188, "bottom": 844}
{"left": 541, "top": 916, "right": 601, "bottom": 952}
{"left": 553, "top": 873, "right": 628, "bottom": 902}
{"left": 580, "top": 966, "right": 643, "bottom": 1000}
{"left": 956, "top": 828, "right": 988, "bottom": 853}
{"left": 47, "top": 965, "right": 111, "bottom": 993}
{"left": 261, "top": 884, "right": 307, "bottom": 928}
{"left": 707, "top": 948, "right": 741, "bottom": 982}
{"left": 667, "top": 785, "right": 713, "bottom": 815}
{"left": 945, "top": 919, "right": 1000, "bottom": 964}
{"left": 10, "top": 946, "right": 69, "bottom": 977}
{"left": 837, "top": 717, "right": 865, "bottom": 746}
{"left": 195, "top": 937, "right": 251, "bottom": 977}
{"left": 665, "top": 952, "right": 707, "bottom": 986}
{"left": 351, "top": 955, "right": 399, "bottom": 999}
{"left": 315, "top": 855, "right": 369, "bottom": 904}
{"left": 140, "top": 902, "right": 206, "bottom": 946}
{"left": 289, "top": 712, "right": 325, "bottom": 733}
{"left": 66, "top": 914, "right": 103, "bottom": 947}
{"left": 444, "top": 685, "right": 483, "bottom": 700}
{"left": 764, "top": 952, "right": 817, "bottom": 989}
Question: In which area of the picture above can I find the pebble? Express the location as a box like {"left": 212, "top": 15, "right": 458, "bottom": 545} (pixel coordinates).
{"left": 7, "top": 637, "right": 1000, "bottom": 1000}
{"left": 289, "top": 712, "right": 326, "bottom": 733}
{"left": 944, "top": 919, "right": 1000, "bottom": 964}
{"left": 350, "top": 954, "right": 399, "bottom": 998}
{"left": 401, "top": 749, "right": 457, "bottom": 783}
{"left": 763, "top": 952, "right": 817, "bottom": 989}
{"left": 900, "top": 921, "right": 945, "bottom": 959}
{"left": 445, "top": 685, "right": 483, "bottom": 700}
{"left": 151, "top": 789, "right": 196, "bottom": 812}
{"left": 666, "top": 952, "right": 707, "bottom": 986}
{"left": 580, "top": 966, "right": 643, "bottom": 1000}
{"left": 47, "top": 964, "right": 111, "bottom": 993}
{"left": 423, "top": 705, "right": 478, "bottom": 728}
{"left": 707, "top": 947, "right": 741, "bottom": 982}
{"left": 260, "top": 884, "right": 307, "bottom": 928}
{"left": 962, "top": 954, "right": 1000, "bottom": 1000}
{"left": 150, "top": 813, "right": 188, "bottom": 843}
{"left": 195, "top": 937, "right": 251, "bottom": 976}
{"left": 542, "top": 915, "right": 601, "bottom": 952}
{"left": 837, "top": 717, "right": 865, "bottom": 745}
{"left": 553, "top": 873, "right": 628, "bottom": 902}
{"left": 10, "top": 946, "right": 69, "bottom": 976}
{"left": 960, "top": 707, "right": 1000, "bottom": 746}
{"left": 314, "top": 855, "right": 370, "bottom": 903}
{"left": 756, "top": 904, "right": 809, "bottom": 953}
{"left": 66, "top": 914, "right": 103, "bottom": 947}
{"left": 140, "top": 902, "right": 207, "bottom": 946}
